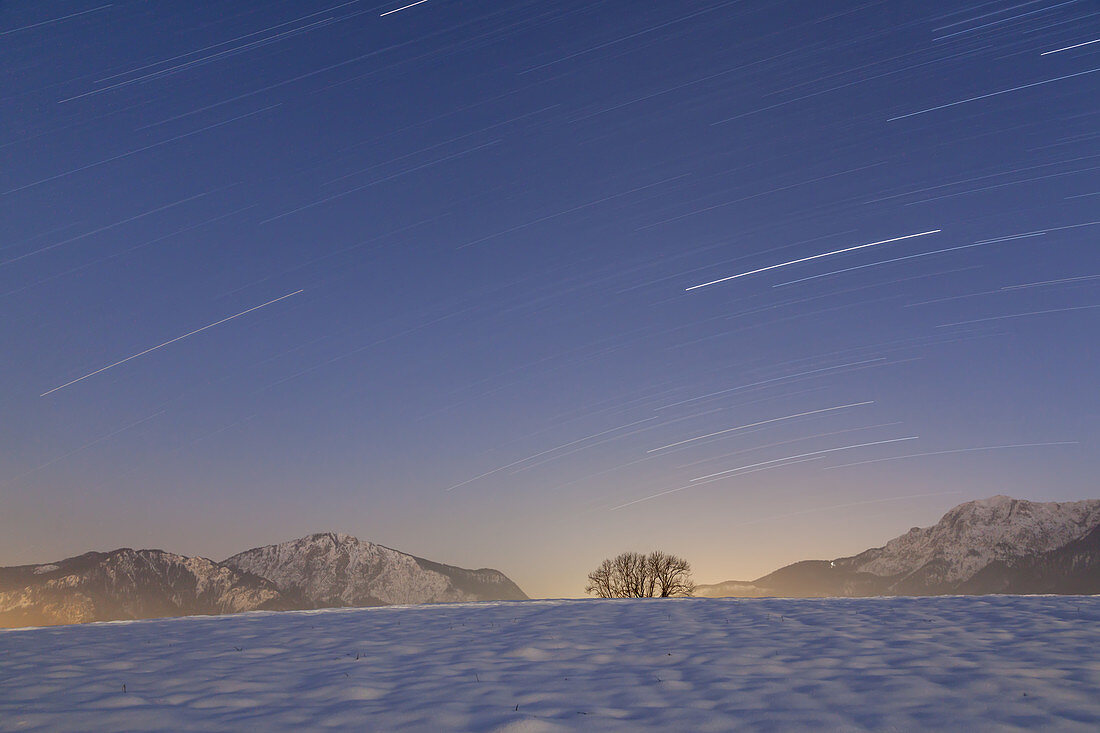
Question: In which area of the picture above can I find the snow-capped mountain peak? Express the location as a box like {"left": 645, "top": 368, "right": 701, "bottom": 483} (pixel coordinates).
{"left": 3, "top": 534, "right": 527, "bottom": 627}
{"left": 222, "top": 532, "right": 527, "bottom": 607}
{"left": 0, "top": 548, "right": 288, "bottom": 627}
{"left": 846, "top": 496, "right": 1100, "bottom": 584}
{"left": 696, "top": 495, "right": 1100, "bottom": 599}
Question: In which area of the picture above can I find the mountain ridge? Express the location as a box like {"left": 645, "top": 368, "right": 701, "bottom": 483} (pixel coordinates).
{"left": 0, "top": 534, "right": 527, "bottom": 628}
{"left": 0, "top": 548, "right": 292, "bottom": 628}
{"left": 223, "top": 532, "right": 528, "bottom": 608}
{"left": 695, "top": 496, "right": 1100, "bottom": 598}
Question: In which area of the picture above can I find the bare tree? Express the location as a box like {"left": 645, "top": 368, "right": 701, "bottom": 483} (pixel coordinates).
{"left": 584, "top": 558, "right": 615, "bottom": 598}
{"left": 613, "top": 552, "right": 646, "bottom": 598}
{"left": 650, "top": 550, "right": 696, "bottom": 597}
{"left": 585, "top": 551, "right": 694, "bottom": 598}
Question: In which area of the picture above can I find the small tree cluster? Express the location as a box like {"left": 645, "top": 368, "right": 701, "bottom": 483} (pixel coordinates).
{"left": 584, "top": 550, "right": 695, "bottom": 598}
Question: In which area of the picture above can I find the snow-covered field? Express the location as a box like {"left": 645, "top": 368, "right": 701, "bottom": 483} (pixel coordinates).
{"left": 2, "top": 596, "right": 1098, "bottom": 732}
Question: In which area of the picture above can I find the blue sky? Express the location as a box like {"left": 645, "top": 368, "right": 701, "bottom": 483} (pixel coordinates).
{"left": 2, "top": 0, "right": 1098, "bottom": 596}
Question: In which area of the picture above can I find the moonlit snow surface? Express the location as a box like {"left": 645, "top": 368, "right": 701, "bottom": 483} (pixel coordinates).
{"left": 2, "top": 597, "right": 1099, "bottom": 731}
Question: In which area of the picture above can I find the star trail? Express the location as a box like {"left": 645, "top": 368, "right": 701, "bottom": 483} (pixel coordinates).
{"left": 1, "top": 0, "right": 1097, "bottom": 596}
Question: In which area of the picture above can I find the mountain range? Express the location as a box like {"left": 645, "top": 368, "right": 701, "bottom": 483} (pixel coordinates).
{"left": 695, "top": 496, "right": 1100, "bottom": 598}
{"left": 4, "top": 495, "right": 1096, "bottom": 627}
{"left": 0, "top": 533, "right": 527, "bottom": 628}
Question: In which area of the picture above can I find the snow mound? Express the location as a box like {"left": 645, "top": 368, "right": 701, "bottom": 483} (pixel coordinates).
{"left": 2, "top": 596, "right": 1098, "bottom": 731}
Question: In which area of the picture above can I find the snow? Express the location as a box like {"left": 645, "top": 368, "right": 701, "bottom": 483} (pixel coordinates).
{"left": 223, "top": 533, "right": 526, "bottom": 607}
{"left": 2, "top": 596, "right": 1098, "bottom": 731}
{"left": 226, "top": 533, "right": 459, "bottom": 605}
{"left": 846, "top": 496, "right": 1100, "bottom": 583}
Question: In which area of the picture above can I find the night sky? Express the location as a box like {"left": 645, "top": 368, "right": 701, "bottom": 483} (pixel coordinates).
{"left": 2, "top": 0, "right": 1098, "bottom": 597}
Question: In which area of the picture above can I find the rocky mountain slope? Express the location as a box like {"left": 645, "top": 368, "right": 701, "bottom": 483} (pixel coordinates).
{"left": 696, "top": 496, "right": 1100, "bottom": 598}
{"left": 0, "top": 549, "right": 290, "bottom": 628}
{"left": 1, "top": 535, "right": 527, "bottom": 628}
{"left": 223, "top": 532, "right": 529, "bottom": 607}
{"left": 959, "top": 523, "right": 1100, "bottom": 595}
